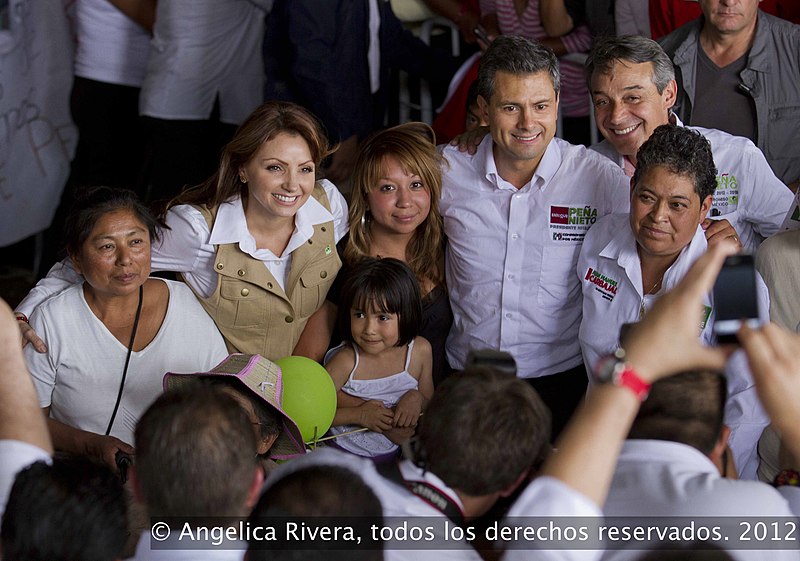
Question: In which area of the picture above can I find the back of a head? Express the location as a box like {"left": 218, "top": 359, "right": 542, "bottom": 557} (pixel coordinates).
{"left": 476, "top": 35, "right": 561, "bottom": 102}
{"left": 416, "top": 366, "right": 551, "bottom": 496}
{"left": 629, "top": 370, "right": 727, "bottom": 455}
{"left": 1, "top": 458, "right": 126, "bottom": 561}
{"left": 134, "top": 384, "right": 258, "bottom": 517}
{"left": 248, "top": 465, "right": 383, "bottom": 561}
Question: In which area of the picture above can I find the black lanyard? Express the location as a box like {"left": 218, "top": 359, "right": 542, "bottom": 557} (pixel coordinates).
{"left": 377, "top": 460, "right": 465, "bottom": 526}
{"left": 104, "top": 285, "right": 143, "bottom": 436}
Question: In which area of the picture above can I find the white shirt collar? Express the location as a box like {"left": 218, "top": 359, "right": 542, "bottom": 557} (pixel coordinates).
{"left": 620, "top": 439, "right": 719, "bottom": 475}
{"left": 480, "top": 135, "right": 562, "bottom": 192}
{"left": 208, "top": 194, "right": 333, "bottom": 258}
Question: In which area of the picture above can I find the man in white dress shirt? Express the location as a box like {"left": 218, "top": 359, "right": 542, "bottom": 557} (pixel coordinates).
{"left": 440, "top": 35, "right": 631, "bottom": 437}
{"left": 601, "top": 371, "right": 800, "bottom": 561}
{"left": 586, "top": 35, "right": 794, "bottom": 252}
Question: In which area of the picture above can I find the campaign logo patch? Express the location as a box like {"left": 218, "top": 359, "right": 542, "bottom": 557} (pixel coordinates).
{"left": 700, "top": 305, "right": 712, "bottom": 331}
{"left": 584, "top": 267, "right": 619, "bottom": 302}
{"left": 712, "top": 173, "right": 740, "bottom": 214}
{"left": 550, "top": 206, "right": 569, "bottom": 224}
{"left": 550, "top": 205, "right": 599, "bottom": 242}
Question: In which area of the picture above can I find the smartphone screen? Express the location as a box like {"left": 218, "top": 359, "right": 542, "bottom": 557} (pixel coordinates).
{"left": 712, "top": 254, "right": 761, "bottom": 341}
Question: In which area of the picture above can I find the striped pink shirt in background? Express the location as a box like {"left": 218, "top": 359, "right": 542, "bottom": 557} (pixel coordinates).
{"left": 480, "top": 0, "right": 592, "bottom": 117}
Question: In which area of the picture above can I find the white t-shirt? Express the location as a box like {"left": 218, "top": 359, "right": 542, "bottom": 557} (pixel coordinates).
{"left": 25, "top": 279, "right": 228, "bottom": 445}
{"left": 73, "top": 0, "right": 151, "bottom": 87}
{"left": 139, "top": 0, "right": 272, "bottom": 123}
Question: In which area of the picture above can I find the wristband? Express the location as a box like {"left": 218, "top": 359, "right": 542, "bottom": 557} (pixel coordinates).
{"left": 14, "top": 313, "right": 29, "bottom": 324}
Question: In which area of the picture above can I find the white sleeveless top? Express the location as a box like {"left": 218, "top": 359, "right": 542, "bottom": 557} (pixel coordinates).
{"left": 327, "top": 340, "right": 419, "bottom": 458}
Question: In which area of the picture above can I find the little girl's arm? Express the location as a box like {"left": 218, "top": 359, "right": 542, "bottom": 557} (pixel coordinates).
{"left": 393, "top": 337, "right": 434, "bottom": 428}
{"left": 325, "top": 346, "right": 356, "bottom": 392}
{"left": 326, "top": 347, "right": 393, "bottom": 432}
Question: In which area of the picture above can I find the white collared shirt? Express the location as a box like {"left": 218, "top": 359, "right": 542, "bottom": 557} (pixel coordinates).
{"left": 577, "top": 214, "right": 714, "bottom": 374}
{"left": 601, "top": 440, "right": 800, "bottom": 561}
{"left": 590, "top": 115, "right": 795, "bottom": 252}
{"left": 440, "top": 136, "right": 630, "bottom": 378}
{"left": 578, "top": 213, "right": 770, "bottom": 480}
{"left": 155, "top": 179, "right": 347, "bottom": 296}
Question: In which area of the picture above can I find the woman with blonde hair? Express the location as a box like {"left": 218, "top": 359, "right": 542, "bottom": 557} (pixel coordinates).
{"left": 296, "top": 122, "right": 452, "bottom": 384}
{"left": 18, "top": 101, "right": 348, "bottom": 361}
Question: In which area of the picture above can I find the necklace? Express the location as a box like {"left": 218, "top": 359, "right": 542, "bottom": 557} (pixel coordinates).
{"left": 639, "top": 275, "right": 664, "bottom": 320}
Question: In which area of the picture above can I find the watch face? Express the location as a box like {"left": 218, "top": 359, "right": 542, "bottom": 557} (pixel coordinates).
{"left": 593, "top": 355, "right": 621, "bottom": 385}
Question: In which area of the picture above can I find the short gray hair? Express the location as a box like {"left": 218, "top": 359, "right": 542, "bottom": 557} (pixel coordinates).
{"left": 585, "top": 35, "right": 675, "bottom": 93}
{"left": 477, "top": 35, "right": 560, "bottom": 102}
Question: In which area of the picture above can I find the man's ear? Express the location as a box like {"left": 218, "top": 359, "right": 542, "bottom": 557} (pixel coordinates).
{"left": 478, "top": 94, "right": 490, "bottom": 122}
{"left": 663, "top": 79, "right": 678, "bottom": 111}
{"left": 699, "top": 194, "right": 713, "bottom": 222}
{"left": 245, "top": 465, "right": 266, "bottom": 510}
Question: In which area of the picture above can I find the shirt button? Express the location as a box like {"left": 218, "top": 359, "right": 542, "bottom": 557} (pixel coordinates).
{"left": 216, "top": 263, "right": 224, "bottom": 270}
{"left": 507, "top": 274, "right": 514, "bottom": 280}
{"left": 321, "top": 226, "right": 327, "bottom": 232}
{"left": 320, "top": 271, "right": 328, "bottom": 279}
{"left": 505, "top": 313, "right": 512, "bottom": 319}
{"left": 240, "top": 288, "right": 250, "bottom": 296}
{"left": 285, "top": 316, "right": 294, "bottom": 323}
{"left": 267, "top": 282, "right": 273, "bottom": 289}
{"left": 237, "top": 269, "right": 246, "bottom": 277}
{"left": 511, "top": 234, "right": 519, "bottom": 240}
{"left": 307, "top": 239, "right": 314, "bottom": 244}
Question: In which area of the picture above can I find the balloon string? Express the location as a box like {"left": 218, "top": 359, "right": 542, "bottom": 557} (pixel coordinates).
{"left": 307, "top": 413, "right": 425, "bottom": 447}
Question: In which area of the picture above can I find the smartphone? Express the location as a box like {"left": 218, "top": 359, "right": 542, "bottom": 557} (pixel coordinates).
{"left": 712, "top": 254, "right": 762, "bottom": 344}
{"left": 473, "top": 25, "right": 491, "bottom": 45}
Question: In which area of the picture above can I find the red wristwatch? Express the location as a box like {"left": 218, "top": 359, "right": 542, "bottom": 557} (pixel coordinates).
{"left": 594, "top": 348, "right": 651, "bottom": 401}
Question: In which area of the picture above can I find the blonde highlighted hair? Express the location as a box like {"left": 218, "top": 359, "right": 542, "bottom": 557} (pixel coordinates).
{"left": 345, "top": 122, "right": 446, "bottom": 288}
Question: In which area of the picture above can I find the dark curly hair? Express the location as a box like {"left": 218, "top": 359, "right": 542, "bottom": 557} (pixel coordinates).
{"left": 632, "top": 125, "right": 717, "bottom": 201}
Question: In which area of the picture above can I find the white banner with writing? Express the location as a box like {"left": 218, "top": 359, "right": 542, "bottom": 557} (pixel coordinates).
{"left": 0, "top": 0, "right": 76, "bottom": 246}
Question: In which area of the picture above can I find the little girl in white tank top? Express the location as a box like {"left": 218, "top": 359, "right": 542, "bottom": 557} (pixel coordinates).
{"left": 324, "top": 258, "right": 433, "bottom": 458}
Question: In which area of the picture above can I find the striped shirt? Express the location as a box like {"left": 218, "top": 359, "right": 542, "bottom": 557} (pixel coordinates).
{"left": 480, "top": 0, "right": 592, "bottom": 117}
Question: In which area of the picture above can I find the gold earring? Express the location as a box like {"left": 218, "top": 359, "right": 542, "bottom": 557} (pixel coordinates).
{"left": 240, "top": 175, "right": 247, "bottom": 184}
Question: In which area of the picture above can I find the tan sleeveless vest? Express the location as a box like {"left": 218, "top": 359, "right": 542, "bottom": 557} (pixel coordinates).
{"left": 186, "top": 183, "right": 341, "bottom": 359}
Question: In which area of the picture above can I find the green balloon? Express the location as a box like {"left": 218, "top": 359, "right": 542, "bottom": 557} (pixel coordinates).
{"left": 276, "top": 356, "right": 337, "bottom": 443}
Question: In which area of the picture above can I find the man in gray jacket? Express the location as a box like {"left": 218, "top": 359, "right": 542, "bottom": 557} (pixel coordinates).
{"left": 659, "top": 0, "right": 800, "bottom": 190}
